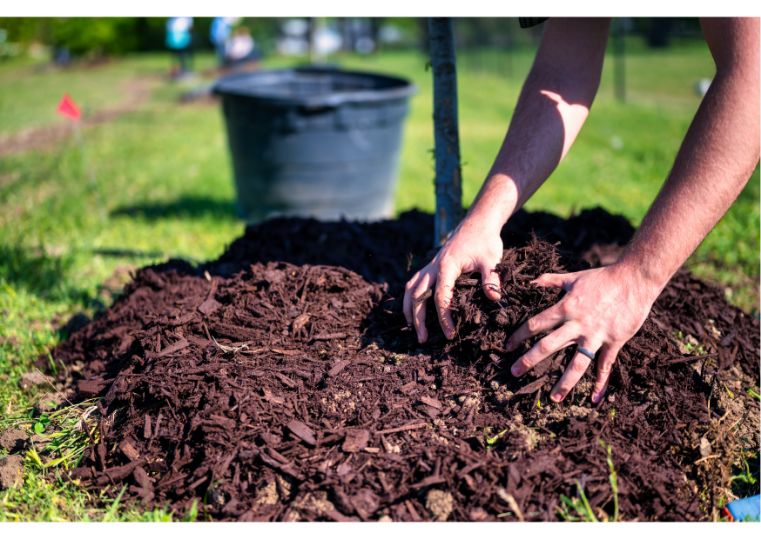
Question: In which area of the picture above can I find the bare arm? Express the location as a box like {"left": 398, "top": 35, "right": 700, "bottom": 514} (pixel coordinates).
{"left": 508, "top": 17, "right": 760, "bottom": 404}
{"left": 619, "top": 17, "right": 760, "bottom": 292}
{"left": 470, "top": 18, "right": 611, "bottom": 231}
{"left": 404, "top": 18, "right": 611, "bottom": 343}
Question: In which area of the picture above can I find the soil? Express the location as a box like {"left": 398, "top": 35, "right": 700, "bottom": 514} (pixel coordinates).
{"left": 50, "top": 208, "right": 760, "bottom": 521}
{"left": 0, "top": 428, "right": 29, "bottom": 454}
{"left": 0, "top": 455, "right": 24, "bottom": 490}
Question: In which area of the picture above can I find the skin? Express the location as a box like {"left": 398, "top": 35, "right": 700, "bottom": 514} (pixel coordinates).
{"left": 403, "top": 17, "right": 760, "bottom": 404}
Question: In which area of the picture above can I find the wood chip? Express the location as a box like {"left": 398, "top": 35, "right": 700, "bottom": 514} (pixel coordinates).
{"left": 418, "top": 396, "right": 442, "bottom": 409}
{"left": 198, "top": 297, "right": 222, "bottom": 316}
{"left": 328, "top": 360, "right": 351, "bottom": 377}
{"left": 514, "top": 375, "right": 548, "bottom": 396}
{"left": 155, "top": 338, "right": 189, "bottom": 358}
{"left": 287, "top": 420, "right": 317, "bottom": 446}
{"left": 342, "top": 429, "right": 370, "bottom": 453}
{"left": 119, "top": 439, "right": 140, "bottom": 462}
{"left": 378, "top": 422, "right": 426, "bottom": 435}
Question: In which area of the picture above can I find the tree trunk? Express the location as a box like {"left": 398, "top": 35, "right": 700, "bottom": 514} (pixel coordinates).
{"left": 428, "top": 17, "right": 463, "bottom": 247}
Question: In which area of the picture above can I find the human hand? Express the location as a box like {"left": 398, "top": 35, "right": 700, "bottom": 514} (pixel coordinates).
{"left": 506, "top": 262, "right": 662, "bottom": 404}
{"left": 403, "top": 217, "right": 504, "bottom": 343}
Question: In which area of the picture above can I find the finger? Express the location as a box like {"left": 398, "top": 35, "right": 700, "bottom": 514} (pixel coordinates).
{"left": 532, "top": 272, "right": 573, "bottom": 291}
{"left": 434, "top": 262, "right": 460, "bottom": 340}
{"left": 592, "top": 344, "right": 620, "bottom": 404}
{"left": 550, "top": 339, "right": 600, "bottom": 402}
{"left": 510, "top": 322, "right": 579, "bottom": 377}
{"left": 412, "top": 272, "right": 434, "bottom": 343}
{"left": 506, "top": 303, "right": 565, "bottom": 352}
{"left": 402, "top": 273, "right": 420, "bottom": 326}
{"left": 480, "top": 261, "right": 501, "bottom": 302}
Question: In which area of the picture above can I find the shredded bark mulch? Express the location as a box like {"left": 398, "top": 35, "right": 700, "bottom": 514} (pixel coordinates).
{"left": 51, "top": 209, "right": 760, "bottom": 521}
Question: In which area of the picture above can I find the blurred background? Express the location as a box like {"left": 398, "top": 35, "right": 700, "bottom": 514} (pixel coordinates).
{"left": 0, "top": 18, "right": 758, "bottom": 427}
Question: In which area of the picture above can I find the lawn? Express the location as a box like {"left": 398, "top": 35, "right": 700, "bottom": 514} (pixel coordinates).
{"left": 0, "top": 39, "right": 758, "bottom": 520}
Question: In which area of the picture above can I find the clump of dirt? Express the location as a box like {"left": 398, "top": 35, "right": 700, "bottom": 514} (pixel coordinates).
{"left": 49, "top": 209, "right": 759, "bottom": 521}
{"left": 0, "top": 455, "right": 24, "bottom": 490}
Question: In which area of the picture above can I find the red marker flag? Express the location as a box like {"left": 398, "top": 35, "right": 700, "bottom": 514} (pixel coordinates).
{"left": 57, "top": 94, "right": 81, "bottom": 121}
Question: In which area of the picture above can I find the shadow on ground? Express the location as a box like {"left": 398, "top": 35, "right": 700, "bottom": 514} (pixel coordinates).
{"left": 110, "top": 195, "right": 238, "bottom": 222}
{"left": 0, "top": 243, "right": 83, "bottom": 302}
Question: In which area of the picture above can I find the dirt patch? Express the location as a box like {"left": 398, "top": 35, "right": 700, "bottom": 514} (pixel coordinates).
{"left": 0, "top": 455, "right": 24, "bottom": 490}
{"left": 0, "top": 76, "right": 158, "bottom": 159}
{"left": 50, "top": 209, "right": 760, "bottom": 521}
{"left": 0, "top": 428, "right": 29, "bottom": 454}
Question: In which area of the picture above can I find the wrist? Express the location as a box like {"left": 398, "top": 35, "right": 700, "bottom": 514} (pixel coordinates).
{"left": 462, "top": 173, "right": 519, "bottom": 233}
{"left": 612, "top": 256, "right": 668, "bottom": 302}
{"left": 459, "top": 205, "right": 505, "bottom": 237}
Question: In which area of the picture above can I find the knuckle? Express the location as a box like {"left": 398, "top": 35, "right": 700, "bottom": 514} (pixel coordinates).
{"left": 438, "top": 255, "right": 455, "bottom": 270}
{"left": 434, "top": 284, "right": 450, "bottom": 299}
{"left": 571, "top": 361, "right": 588, "bottom": 375}
{"left": 537, "top": 339, "right": 552, "bottom": 355}
{"left": 527, "top": 317, "right": 540, "bottom": 333}
{"left": 565, "top": 295, "right": 581, "bottom": 313}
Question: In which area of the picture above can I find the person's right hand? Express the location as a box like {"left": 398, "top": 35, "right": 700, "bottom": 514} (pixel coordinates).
{"left": 403, "top": 217, "right": 504, "bottom": 343}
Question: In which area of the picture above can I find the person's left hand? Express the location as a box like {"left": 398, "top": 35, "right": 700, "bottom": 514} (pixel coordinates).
{"left": 506, "top": 262, "right": 662, "bottom": 404}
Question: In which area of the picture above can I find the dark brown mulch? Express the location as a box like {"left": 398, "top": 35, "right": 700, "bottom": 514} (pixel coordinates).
{"left": 50, "top": 208, "right": 760, "bottom": 521}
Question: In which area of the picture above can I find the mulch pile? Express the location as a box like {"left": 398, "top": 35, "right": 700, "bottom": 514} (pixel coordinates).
{"left": 51, "top": 209, "right": 760, "bottom": 521}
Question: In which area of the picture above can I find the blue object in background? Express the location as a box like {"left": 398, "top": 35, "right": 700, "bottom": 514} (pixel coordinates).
{"left": 726, "top": 494, "right": 760, "bottom": 522}
{"left": 166, "top": 17, "right": 193, "bottom": 50}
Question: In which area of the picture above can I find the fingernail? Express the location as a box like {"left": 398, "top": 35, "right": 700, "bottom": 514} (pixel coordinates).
{"left": 511, "top": 364, "right": 522, "bottom": 377}
{"left": 485, "top": 284, "right": 501, "bottom": 299}
{"left": 551, "top": 392, "right": 562, "bottom": 403}
{"left": 443, "top": 323, "right": 454, "bottom": 340}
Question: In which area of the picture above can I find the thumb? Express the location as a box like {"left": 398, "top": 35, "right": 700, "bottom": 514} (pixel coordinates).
{"left": 480, "top": 262, "right": 501, "bottom": 301}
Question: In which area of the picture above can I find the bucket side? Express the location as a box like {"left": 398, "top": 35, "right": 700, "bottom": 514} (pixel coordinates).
{"left": 220, "top": 93, "right": 411, "bottom": 221}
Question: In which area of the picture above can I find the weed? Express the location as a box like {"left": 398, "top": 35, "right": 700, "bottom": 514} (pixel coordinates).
{"left": 602, "top": 440, "right": 620, "bottom": 522}
{"left": 557, "top": 441, "right": 620, "bottom": 522}
{"left": 102, "top": 485, "right": 128, "bottom": 522}
{"left": 557, "top": 482, "right": 598, "bottom": 522}
{"left": 730, "top": 451, "right": 759, "bottom": 499}
{"left": 673, "top": 330, "right": 707, "bottom": 355}
{"left": 21, "top": 400, "right": 99, "bottom": 471}
{"left": 484, "top": 427, "right": 508, "bottom": 448}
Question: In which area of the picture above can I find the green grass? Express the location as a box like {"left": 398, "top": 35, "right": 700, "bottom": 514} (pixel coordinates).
{"left": 0, "top": 38, "right": 758, "bottom": 521}
{"left": 557, "top": 482, "right": 599, "bottom": 522}
{"left": 557, "top": 441, "right": 619, "bottom": 522}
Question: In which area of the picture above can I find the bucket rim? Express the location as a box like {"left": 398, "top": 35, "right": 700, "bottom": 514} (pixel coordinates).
{"left": 212, "top": 65, "right": 417, "bottom": 109}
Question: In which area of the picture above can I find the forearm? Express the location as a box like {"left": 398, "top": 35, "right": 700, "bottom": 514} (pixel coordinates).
{"left": 464, "top": 18, "right": 610, "bottom": 233}
{"left": 619, "top": 60, "right": 760, "bottom": 293}
{"left": 465, "top": 70, "right": 596, "bottom": 231}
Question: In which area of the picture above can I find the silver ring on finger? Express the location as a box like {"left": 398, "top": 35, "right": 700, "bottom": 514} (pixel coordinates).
{"left": 577, "top": 346, "right": 597, "bottom": 360}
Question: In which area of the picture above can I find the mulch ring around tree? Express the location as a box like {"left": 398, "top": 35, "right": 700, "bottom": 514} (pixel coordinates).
{"left": 49, "top": 208, "right": 759, "bottom": 521}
